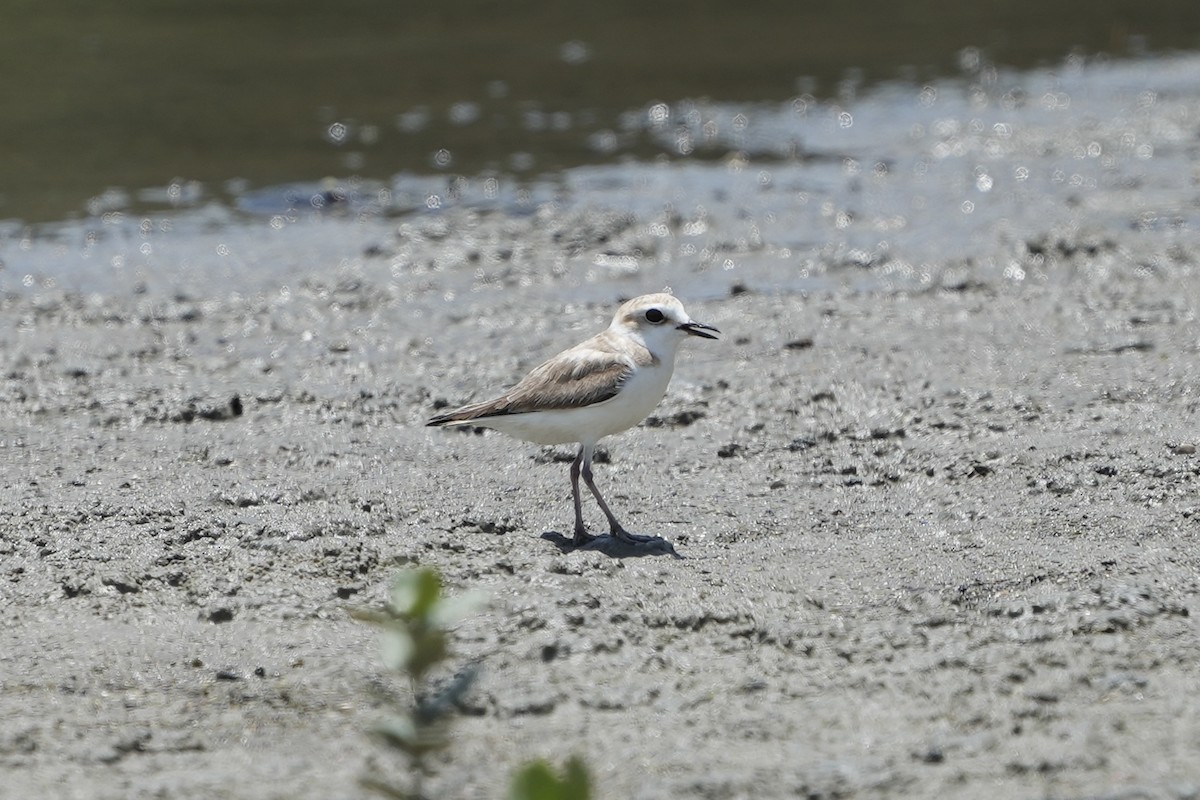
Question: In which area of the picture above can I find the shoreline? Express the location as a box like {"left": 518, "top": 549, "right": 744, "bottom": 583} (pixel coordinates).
{"left": 3, "top": 53, "right": 1200, "bottom": 799}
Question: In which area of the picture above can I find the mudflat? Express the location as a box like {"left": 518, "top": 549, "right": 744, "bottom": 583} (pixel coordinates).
{"left": 3, "top": 55, "right": 1200, "bottom": 799}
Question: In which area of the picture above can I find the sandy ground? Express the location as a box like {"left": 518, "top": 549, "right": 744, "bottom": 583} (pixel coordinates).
{"left": 4, "top": 56, "right": 1200, "bottom": 800}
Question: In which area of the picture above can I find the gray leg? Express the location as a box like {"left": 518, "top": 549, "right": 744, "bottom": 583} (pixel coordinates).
{"left": 569, "top": 447, "right": 595, "bottom": 545}
{"left": 578, "top": 445, "right": 653, "bottom": 544}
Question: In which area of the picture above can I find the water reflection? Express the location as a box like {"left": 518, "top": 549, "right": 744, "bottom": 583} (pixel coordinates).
{"left": 8, "top": 49, "right": 1200, "bottom": 299}
{"left": 3, "top": 0, "right": 1199, "bottom": 222}
{"left": 145, "top": 45, "right": 1200, "bottom": 268}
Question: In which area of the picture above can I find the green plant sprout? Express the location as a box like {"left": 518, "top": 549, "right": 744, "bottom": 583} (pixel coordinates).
{"left": 352, "top": 568, "right": 481, "bottom": 799}
{"left": 353, "top": 568, "right": 590, "bottom": 800}
{"left": 509, "top": 756, "right": 591, "bottom": 800}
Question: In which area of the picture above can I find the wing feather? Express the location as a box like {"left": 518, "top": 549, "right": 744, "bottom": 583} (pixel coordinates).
{"left": 427, "top": 340, "right": 636, "bottom": 425}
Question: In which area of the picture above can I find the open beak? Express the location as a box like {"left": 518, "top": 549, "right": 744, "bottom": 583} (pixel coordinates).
{"left": 677, "top": 321, "right": 720, "bottom": 340}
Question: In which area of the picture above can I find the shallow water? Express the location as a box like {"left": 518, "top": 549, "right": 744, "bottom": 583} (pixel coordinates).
{"left": 4, "top": 52, "right": 1199, "bottom": 299}
{"left": 3, "top": 0, "right": 1200, "bottom": 224}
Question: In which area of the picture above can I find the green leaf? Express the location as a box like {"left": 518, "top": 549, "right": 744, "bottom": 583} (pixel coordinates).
{"left": 561, "top": 756, "right": 591, "bottom": 799}
{"left": 389, "top": 569, "right": 443, "bottom": 620}
{"left": 404, "top": 629, "right": 447, "bottom": 681}
{"left": 372, "top": 716, "right": 419, "bottom": 750}
{"left": 379, "top": 629, "right": 414, "bottom": 673}
{"left": 510, "top": 761, "right": 558, "bottom": 800}
{"left": 509, "top": 757, "right": 591, "bottom": 800}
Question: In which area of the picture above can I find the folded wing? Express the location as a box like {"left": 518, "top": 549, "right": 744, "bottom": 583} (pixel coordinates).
{"left": 428, "top": 346, "right": 633, "bottom": 425}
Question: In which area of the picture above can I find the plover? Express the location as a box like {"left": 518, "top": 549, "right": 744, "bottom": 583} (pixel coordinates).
{"left": 427, "top": 293, "right": 719, "bottom": 546}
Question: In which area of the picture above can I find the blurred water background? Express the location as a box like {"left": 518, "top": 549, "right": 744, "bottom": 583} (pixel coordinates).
{"left": 4, "top": 0, "right": 1199, "bottom": 225}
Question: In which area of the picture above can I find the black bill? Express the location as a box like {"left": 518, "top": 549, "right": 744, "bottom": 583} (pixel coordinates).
{"left": 678, "top": 321, "right": 720, "bottom": 340}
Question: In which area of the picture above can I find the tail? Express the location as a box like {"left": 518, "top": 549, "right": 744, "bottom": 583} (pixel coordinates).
{"left": 427, "top": 404, "right": 496, "bottom": 427}
{"left": 427, "top": 396, "right": 514, "bottom": 427}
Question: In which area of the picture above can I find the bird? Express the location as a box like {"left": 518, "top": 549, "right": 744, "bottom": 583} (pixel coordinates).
{"left": 427, "top": 293, "right": 719, "bottom": 546}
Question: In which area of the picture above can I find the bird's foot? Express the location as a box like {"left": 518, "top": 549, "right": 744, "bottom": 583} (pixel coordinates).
{"left": 571, "top": 527, "right": 598, "bottom": 547}
{"left": 611, "top": 527, "right": 656, "bottom": 545}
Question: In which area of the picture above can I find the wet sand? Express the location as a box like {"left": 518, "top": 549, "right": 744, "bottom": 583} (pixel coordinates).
{"left": 3, "top": 55, "right": 1200, "bottom": 799}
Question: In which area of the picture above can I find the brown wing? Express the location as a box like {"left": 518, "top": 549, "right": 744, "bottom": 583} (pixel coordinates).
{"left": 427, "top": 346, "right": 633, "bottom": 425}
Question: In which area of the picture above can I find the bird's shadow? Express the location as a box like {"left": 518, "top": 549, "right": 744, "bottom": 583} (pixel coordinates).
{"left": 541, "top": 531, "right": 684, "bottom": 559}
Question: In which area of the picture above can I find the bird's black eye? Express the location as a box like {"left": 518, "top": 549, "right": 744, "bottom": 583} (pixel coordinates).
{"left": 645, "top": 308, "right": 665, "bottom": 324}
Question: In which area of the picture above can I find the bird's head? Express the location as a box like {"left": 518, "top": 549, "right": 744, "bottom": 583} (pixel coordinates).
{"left": 612, "top": 293, "right": 720, "bottom": 356}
